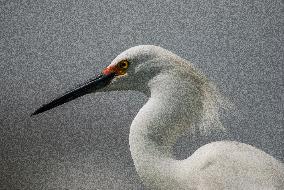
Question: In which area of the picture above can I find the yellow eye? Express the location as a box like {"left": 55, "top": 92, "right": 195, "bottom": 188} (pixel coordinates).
{"left": 118, "top": 60, "right": 129, "bottom": 69}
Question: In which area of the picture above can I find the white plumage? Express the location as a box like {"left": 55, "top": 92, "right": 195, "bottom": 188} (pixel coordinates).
{"left": 108, "top": 45, "right": 284, "bottom": 189}
{"left": 33, "top": 45, "right": 284, "bottom": 189}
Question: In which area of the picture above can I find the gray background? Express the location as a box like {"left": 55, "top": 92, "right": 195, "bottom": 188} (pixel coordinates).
{"left": 0, "top": 0, "right": 283, "bottom": 189}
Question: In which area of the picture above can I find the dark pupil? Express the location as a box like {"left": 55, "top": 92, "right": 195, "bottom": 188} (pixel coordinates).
{"left": 120, "top": 62, "right": 126, "bottom": 68}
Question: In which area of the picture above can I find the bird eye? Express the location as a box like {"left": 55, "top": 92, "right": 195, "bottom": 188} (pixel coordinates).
{"left": 118, "top": 60, "right": 129, "bottom": 69}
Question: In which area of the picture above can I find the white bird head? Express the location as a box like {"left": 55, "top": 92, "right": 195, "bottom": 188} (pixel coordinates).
{"left": 100, "top": 45, "right": 187, "bottom": 93}
{"left": 31, "top": 45, "right": 194, "bottom": 115}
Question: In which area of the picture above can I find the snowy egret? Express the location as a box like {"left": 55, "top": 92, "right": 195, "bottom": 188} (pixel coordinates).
{"left": 32, "top": 45, "right": 284, "bottom": 189}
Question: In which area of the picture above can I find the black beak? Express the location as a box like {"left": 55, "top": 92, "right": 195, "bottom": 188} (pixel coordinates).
{"left": 31, "top": 72, "right": 116, "bottom": 116}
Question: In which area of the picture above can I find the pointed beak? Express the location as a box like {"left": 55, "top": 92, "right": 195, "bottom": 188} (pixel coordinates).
{"left": 31, "top": 71, "right": 116, "bottom": 116}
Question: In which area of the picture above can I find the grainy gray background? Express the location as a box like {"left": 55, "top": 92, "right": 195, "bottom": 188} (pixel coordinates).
{"left": 0, "top": 0, "right": 283, "bottom": 189}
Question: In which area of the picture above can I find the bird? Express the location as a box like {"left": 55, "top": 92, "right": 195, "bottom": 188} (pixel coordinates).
{"left": 32, "top": 45, "right": 284, "bottom": 189}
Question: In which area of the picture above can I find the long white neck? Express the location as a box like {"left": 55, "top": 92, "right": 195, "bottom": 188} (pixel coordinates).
{"left": 129, "top": 69, "right": 223, "bottom": 189}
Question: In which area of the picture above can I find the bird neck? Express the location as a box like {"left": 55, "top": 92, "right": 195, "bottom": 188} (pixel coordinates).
{"left": 129, "top": 71, "right": 210, "bottom": 188}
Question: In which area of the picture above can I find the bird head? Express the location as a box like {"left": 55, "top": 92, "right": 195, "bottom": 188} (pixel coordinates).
{"left": 31, "top": 45, "right": 177, "bottom": 115}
